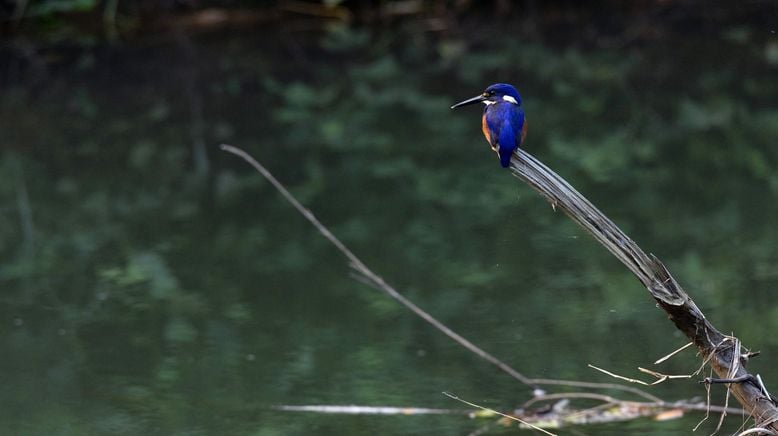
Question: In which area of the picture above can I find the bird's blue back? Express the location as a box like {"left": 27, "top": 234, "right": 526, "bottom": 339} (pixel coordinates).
{"left": 484, "top": 102, "right": 525, "bottom": 167}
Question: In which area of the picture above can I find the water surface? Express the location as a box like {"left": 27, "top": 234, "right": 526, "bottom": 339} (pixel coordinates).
{"left": 1, "top": 16, "right": 777, "bottom": 435}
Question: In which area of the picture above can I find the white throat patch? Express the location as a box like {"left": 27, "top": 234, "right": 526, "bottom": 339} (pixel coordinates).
{"left": 482, "top": 100, "right": 496, "bottom": 105}
{"left": 502, "top": 95, "right": 518, "bottom": 104}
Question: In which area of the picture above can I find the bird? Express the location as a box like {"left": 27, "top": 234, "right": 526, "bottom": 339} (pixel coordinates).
{"left": 451, "top": 83, "right": 527, "bottom": 168}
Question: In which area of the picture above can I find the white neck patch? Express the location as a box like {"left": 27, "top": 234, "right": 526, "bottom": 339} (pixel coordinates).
{"left": 502, "top": 95, "right": 518, "bottom": 104}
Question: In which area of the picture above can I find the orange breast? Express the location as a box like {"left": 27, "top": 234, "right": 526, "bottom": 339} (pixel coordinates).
{"left": 481, "top": 113, "right": 491, "bottom": 144}
{"left": 520, "top": 119, "right": 528, "bottom": 145}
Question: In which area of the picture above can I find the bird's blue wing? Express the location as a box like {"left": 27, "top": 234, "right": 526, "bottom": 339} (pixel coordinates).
{"left": 497, "top": 108, "right": 525, "bottom": 168}
{"left": 497, "top": 121, "right": 516, "bottom": 167}
{"left": 485, "top": 104, "right": 525, "bottom": 168}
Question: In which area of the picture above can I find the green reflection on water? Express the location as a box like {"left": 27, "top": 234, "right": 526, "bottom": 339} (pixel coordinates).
{"left": 1, "top": 17, "right": 777, "bottom": 435}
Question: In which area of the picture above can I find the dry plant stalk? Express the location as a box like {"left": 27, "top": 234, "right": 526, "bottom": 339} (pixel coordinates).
{"left": 507, "top": 149, "right": 778, "bottom": 431}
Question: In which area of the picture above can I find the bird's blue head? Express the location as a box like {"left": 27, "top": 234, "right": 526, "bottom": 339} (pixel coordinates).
{"left": 451, "top": 83, "right": 522, "bottom": 109}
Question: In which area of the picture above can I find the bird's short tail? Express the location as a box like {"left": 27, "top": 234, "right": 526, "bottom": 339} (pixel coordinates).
{"left": 499, "top": 149, "right": 513, "bottom": 168}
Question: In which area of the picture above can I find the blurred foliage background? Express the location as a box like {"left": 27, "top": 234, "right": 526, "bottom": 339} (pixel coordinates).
{"left": 1, "top": 1, "right": 777, "bottom": 434}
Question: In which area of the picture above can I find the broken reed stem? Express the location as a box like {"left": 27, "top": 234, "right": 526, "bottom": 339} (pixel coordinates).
{"left": 507, "top": 149, "right": 778, "bottom": 430}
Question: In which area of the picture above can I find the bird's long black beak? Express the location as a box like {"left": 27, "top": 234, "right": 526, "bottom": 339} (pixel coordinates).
{"left": 450, "top": 94, "right": 486, "bottom": 109}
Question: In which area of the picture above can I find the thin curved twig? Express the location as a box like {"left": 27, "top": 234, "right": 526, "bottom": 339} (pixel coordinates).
{"left": 220, "top": 144, "right": 662, "bottom": 402}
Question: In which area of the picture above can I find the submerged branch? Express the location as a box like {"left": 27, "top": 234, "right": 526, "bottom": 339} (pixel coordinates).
{"left": 508, "top": 150, "right": 778, "bottom": 430}
{"left": 274, "top": 404, "right": 466, "bottom": 415}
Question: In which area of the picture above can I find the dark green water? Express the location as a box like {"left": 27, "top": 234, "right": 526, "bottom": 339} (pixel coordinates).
{"left": 1, "top": 18, "right": 778, "bottom": 435}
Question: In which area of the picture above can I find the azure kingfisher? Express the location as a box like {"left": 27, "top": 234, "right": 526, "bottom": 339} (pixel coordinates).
{"left": 451, "top": 83, "right": 527, "bottom": 168}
